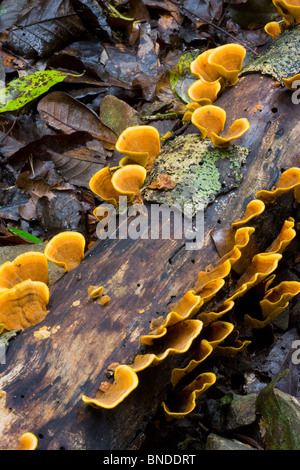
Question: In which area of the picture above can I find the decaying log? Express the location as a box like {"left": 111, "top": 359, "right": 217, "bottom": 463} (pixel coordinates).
{"left": 0, "top": 62, "right": 300, "bottom": 450}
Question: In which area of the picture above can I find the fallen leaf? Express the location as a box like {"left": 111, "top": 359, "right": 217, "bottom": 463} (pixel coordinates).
{"left": 37, "top": 91, "right": 118, "bottom": 149}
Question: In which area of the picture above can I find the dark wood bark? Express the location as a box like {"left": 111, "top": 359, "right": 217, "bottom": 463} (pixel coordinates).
{"left": 0, "top": 71, "right": 299, "bottom": 450}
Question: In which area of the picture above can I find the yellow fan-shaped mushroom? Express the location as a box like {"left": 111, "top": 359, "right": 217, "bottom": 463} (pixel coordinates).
{"left": 18, "top": 432, "right": 38, "bottom": 450}
{"left": 191, "top": 105, "right": 250, "bottom": 147}
{"left": 282, "top": 73, "right": 300, "bottom": 90}
{"left": 89, "top": 166, "right": 122, "bottom": 207}
{"left": 82, "top": 365, "right": 139, "bottom": 409}
{"left": 111, "top": 164, "right": 147, "bottom": 203}
{"left": 0, "top": 252, "right": 49, "bottom": 292}
{"left": 207, "top": 43, "right": 246, "bottom": 86}
{"left": 0, "top": 279, "right": 49, "bottom": 331}
{"left": 264, "top": 21, "right": 282, "bottom": 39}
{"left": 190, "top": 48, "right": 222, "bottom": 83}
{"left": 187, "top": 78, "right": 222, "bottom": 105}
{"left": 115, "top": 125, "right": 161, "bottom": 170}
{"left": 44, "top": 231, "right": 86, "bottom": 272}
{"left": 211, "top": 118, "right": 250, "bottom": 148}
{"left": 191, "top": 105, "right": 226, "bottom": 139}
{"left": 273, "top": 0, "right": 300, "bottom": 25}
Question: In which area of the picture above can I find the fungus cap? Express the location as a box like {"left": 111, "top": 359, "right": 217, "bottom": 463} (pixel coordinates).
{"left": 187, "top": 78, "right": 222, "bottom": 105}
{"left": 190, "top": 49, "right": 222, "bottom": 83}
{"left": 273, "top": 0, "right": 300, "bottom": 25}
{"left": 191, "top": 105, "right": 226, "bottom": 139}
{"left": 282, "top": 72, "right": 300, "bottom": 90}
{"left": 264, "top": 21, "right": 282, "bottom": 39}
{"left": 89, "top": 166, "right": 121, "bottom": 207}
{"left": 0, "top": 279, "right": 49, "bottom": 331}
{"left": 82, "top": 365, "right": 139, "bottom": 409}
{"left": 44, "top": 231, "right": 86, "bottom": 272}
{"left": 111, "top": 164, "right": 147, "bottom": 198}
{"left": 18, "top": 432, "right": 38, "bottom": 450}
{"left": 211, "top": 118, "right": 250, "bottom": 148}
{"left": 207, "top": 44, "right": 246, "bottom": 86}
{"left": 0, "top": 252, "right": 49, "bottom": 291}
{"left": 115, "top": 125, "right": 161, "bottom": 170}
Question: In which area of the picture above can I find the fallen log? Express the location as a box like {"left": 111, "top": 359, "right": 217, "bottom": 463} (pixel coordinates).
{"left": 0, "top": 44, "right": 300, "bottom": 450}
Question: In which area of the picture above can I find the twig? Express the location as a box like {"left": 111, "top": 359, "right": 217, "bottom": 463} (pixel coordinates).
{"left": 0, "top": 117, "right": 18, "bottom": 144}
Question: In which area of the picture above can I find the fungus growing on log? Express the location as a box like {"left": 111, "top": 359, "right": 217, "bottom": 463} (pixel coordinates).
{"left": 264, "top": 21, "right": 283, "bottom": 39}
{"left": 88, "top": 285, "right": 104, "bottom": 299}
{"left": 162, "top": 372, "right": 217, "bottom": 420}
{"left": 0, "top": 252, "right": 49, "bottom": 291}
{"left": 187, "top": 78, "right": 222, "bottom": 105}
{"left": 191, "top": 105, "right": 250, "bottom": 148}
{"left": 115, "top": 125, "right": 161, "bottom": 170}
{"left": 256, "top": 167, "right": 300, "bottom": 203}
{"left": 190, "top": 49, "right": 222, "bottom": 83}
{"left": 231, "top": 199, "right": 265, "bottom": 228}
{"left": 273, "top": 0, "right": 300, "bottom": 25}
{"left": 0, "top": 280, "right": 49, "bottom": 331}
{"left": 207, "top": 43, "right": 246, "bottom": 86}
{"left": 282, "top": 72, "right": 300, "bottom": 90}
{"left": 111, "top": 165, "right": 147, "bottom": 204}
{"left": 44, "top": 231, "right": 86, "bottom": 272}
{"left": 89, "top": 166, "right": 121, "bottom": 207}
{"left": 81, "top": 365, "right": 139, "bottom": 409}
{"left": 17, "top": 432, "right": 38, "bottom": 450}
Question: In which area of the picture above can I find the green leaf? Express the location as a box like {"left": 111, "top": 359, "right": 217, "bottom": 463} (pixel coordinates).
{"left": 256, "top": 369, "right": 300, "bottom": 450}
{"left": 0, "top": 70, "right": 73, "bottom": 113}
{"left": 8, "top": 228, "right": 43, "bottom": 243}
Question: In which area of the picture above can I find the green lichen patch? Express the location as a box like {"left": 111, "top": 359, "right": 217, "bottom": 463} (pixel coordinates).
{"left": 143, "top": 134, "right": 249, "bottom": 215}
{"left": 241, "top": 25, "right": 300, "bottom": 83}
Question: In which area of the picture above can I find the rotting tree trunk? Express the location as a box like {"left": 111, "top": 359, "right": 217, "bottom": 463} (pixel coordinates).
{"left": 0, "top": 70, "right": 300, "bottom": 450}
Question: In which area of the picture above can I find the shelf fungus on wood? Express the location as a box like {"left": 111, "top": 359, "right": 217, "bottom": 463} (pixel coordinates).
{"left": 128, "top": 320, "right": 203, "bottom": 372}
{"left": 207, "top": 44, "right": 246, "bottom": 87}
{"left": 115, "top": 125, "right": 161, "bottom": 170}
{"left": 187, "top": 78, "right": 222, "bottom": 105}
{"left": 0, "top": 280, "right": 50, "bottom": 331}
{"left": 0, "top": 251, "right": 49, "bottom": 292}
{"left": 191, "top": 105, "right": 250, "bottom": 149}
{"left": 17, "top": 432, "right": 38, "bottom": 450}
{"left": 89, "top": 166, "right": 122, "bottom": 207}
{"left": 81, "top": 365, "right": 139, "bottom": 409}
{"left": 273, "top": 0, "right": 300, "bottom": 25}
{"left": 244, "top": 280, "right": 300, "bottom": 329}
{"left": 111, "top": 165, "right": 147, "bottom": 204}
{"left": 256, "top": 167, "right": 300, "bottom": 203}
{"left": 264, "top": 21, "right": 283, "bottom": 39}
{"left": 231, "top": 199, "right": 265, "bottom": 228}
{"left": 44, "top": 231, "right": 86, "bottom": 272}
{"left": 161, "top": 372, "right": 217, "bottom": 420}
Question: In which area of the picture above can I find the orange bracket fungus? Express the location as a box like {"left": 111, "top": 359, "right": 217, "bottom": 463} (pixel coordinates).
{"left": 0, "top": 251, "right": 49, "bottom": 291}
{"left": 17, "top": 432, "right": 38, "bottom": 450}
{"left": 272, "top": 0, "right": 300, "bottom": 25}
{"left": 89, "top": 166, "right": 122, "bottom": 207}
{"left": 115, "top": 125, "right": 161, "bottom": 170}
{"left": 264, "top": 21, "right": 283, "bottom": 39}
{"left": 190, "top": 48, "right": 222, "bottom": 83}
{"left": 256, "top": 167, "right": 300, "bottom": 203}
{"left": 282, "top": 72, "right": 300, "bottom": 90}
{"left": 0, "top": 279, "right": 49, "bottom": 331}
{"left": 231, "top": 199, "right": 265, "bottom": 228}
{"left": 44, "top": 231, "right": 86, "bottom": 272}
{"left": 162, "top": 372, "right": 217, "bottom": 420}
{"left": 191, "top": 105, "right": 250, "bottom": 148}
{"left": 207, "top": 43, "right": 246, "bottom": 87}
{"left": 81, "top": 365, "right": 139, "bottom": 409}
{"left": 187, "top": 78, "right": 222, "bottom": 105}
{"left": 129, "top": 320, "right": 203, "bottom": 372}
{"left": 88, "top": 285, "right": 104, "bottom": 299}
{"left": 111, "top": 165, "right": 147, "bottom": 204}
